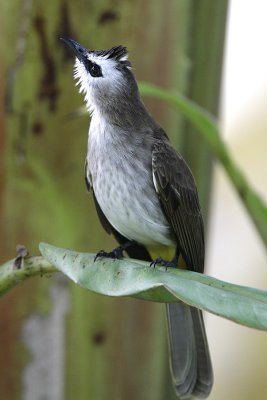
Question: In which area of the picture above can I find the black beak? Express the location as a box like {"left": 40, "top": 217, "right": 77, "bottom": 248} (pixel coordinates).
{"left": 61, "top": 37, "right": 88, "bottom": 63}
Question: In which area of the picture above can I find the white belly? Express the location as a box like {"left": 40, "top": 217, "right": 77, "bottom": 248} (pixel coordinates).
{"left": 94, "top": 170, "right": 174, "bottom": 246}
{"left": 87, "top": 131, "right": 174, "bottom": 247}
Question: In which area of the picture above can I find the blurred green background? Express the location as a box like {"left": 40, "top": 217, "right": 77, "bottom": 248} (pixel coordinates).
{"left": 1, "top": 1, "right": 266, "bottom": 399}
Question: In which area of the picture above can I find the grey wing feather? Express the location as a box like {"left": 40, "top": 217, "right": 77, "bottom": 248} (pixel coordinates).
{"left": 152, "top": 139, "right": 205, "bottom": 273}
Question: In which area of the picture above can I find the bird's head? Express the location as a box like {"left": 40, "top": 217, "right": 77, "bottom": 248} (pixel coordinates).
{"left": 62, "top": 37, "right": 137, "bottom": 114}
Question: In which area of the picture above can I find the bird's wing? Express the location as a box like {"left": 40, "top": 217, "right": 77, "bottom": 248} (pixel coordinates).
{"left": 152, "top": 139, "right": 205, "bottom": 272}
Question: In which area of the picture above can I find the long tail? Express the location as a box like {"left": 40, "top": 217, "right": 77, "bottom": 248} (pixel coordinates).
{"left": 166, "top": 303, "right": 213, "bottom": 399}
{"left": 110, "top": 230, "right": 213, "bottom": 398}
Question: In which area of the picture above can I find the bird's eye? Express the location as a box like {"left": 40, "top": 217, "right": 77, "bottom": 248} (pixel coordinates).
{"left": 89, "top": 62, "right": 102, "bottom": 78}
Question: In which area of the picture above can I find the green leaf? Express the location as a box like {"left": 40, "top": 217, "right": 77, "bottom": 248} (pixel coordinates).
{"left": 39, "top": 242, "right": 267, "bottom": 331}
{"left": 139, "top": 82, "right": 267, "bottom": 248}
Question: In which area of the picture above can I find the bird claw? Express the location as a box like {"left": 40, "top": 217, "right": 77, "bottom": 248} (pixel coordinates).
{"left": 94, "top": 250, "right": 107, "bottom": 262}
{"left": 94, "top": 246, "right": 124, "bottom": 262}
{"left": 150, "top": 256, "right": 177, "bottom": 270}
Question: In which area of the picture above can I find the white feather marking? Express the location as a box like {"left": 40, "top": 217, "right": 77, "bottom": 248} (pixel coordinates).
{"left": 152, "top": 169, "right": 159, "bottom": 193}
{"left": 118, "top": 54, "right": 128, "bottom": 62}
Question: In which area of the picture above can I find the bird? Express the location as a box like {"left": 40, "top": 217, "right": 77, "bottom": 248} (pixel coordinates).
{"left": 62, "top": 37, "right": 213, "bottom": 399}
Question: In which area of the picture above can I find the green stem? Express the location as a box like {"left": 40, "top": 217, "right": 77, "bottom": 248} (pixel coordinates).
{"left": 0, "top": 256, "right": 57, "bottom": 297}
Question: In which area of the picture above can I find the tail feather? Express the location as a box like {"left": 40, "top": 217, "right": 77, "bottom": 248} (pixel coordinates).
{"left": 167, "top": 303, "right": 213, "bottom": 399}
{"left": 110, "top": 233, "right": 213, "bottom": 398}
{"left": 190, "top": 308, "right": 213, "bottom": 398}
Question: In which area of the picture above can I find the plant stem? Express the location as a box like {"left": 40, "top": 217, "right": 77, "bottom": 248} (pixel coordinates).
{"left": 0, "top": 256, "right": 57, "bottom": 297}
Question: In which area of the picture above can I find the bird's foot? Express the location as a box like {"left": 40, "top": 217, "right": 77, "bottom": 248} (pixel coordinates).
{"left": 150, "top": 256, "right": 178, "bottom": 270}
{"left": 94, "top": 246, "right": 124, "bottom": 262}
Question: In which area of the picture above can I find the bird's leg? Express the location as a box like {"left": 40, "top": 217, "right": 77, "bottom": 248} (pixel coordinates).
{"left": 150, "top": 247, "right": 180, "bottom": 270}
{"left": 94, "top": 241, "right": 136, "bottom": 262}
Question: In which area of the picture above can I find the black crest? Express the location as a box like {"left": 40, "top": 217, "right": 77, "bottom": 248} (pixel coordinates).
{"left": 94, "top": 45, "right": 128, "bottom": 61}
